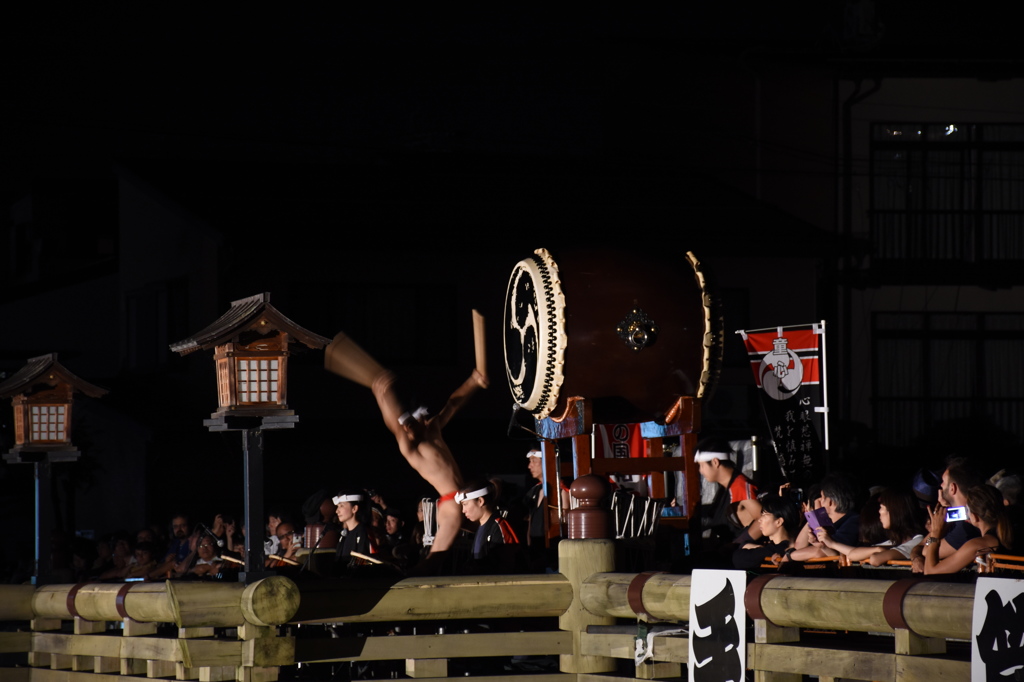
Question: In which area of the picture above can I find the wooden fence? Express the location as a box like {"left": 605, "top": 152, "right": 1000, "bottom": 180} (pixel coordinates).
{"left": 0, "top": 540, "right": 985, "bottom": 681}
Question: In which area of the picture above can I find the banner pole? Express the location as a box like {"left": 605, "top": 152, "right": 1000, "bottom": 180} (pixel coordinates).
{"left": 818, "top": 319, "right": 830, "bottom": 453}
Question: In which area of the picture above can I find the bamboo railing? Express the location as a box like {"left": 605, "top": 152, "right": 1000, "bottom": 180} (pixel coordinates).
{"left": 0, "top": 577, "right": 299, "bottom": 681}
{"left": 0, "top": 541, "right": 991, "bottom": 682}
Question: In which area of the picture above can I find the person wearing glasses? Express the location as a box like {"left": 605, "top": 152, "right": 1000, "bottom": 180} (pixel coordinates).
{"left": 188, "top": 536, "right": 223, "bottom": 577}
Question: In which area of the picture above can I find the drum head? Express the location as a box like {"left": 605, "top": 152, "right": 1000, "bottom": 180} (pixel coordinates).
{"left": 503, "top": 248, "right": 566, "bottom": 418}
{"left": 503, "top": 247, "right": 722, "bottom": 424}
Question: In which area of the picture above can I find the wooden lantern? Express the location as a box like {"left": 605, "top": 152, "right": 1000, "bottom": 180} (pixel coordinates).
{"left": 0, "top": 353, "right": 107, "bottom": 459}
{"left": 170, "top": 292, "right": 329, "bottom": 422}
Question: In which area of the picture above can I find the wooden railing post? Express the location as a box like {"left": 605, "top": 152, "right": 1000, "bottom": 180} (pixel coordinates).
{"left": 559, "top": 539, "right": 616, "bottom": 674}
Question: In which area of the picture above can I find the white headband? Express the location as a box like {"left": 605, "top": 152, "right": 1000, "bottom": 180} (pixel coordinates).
{"left": 454, "top": 487, "right": 489, "bottom": 504}
{"left": 526, "top": 450, "right": 542, "bottom": 458}
{"left": 694, "top": 450, "right": 731, "bottom": 463}
{"left": 333, "top": 494, "right": 363, "bottom": 505}
{"left": 398, "top": 406, "right": 430, "bottom": 426}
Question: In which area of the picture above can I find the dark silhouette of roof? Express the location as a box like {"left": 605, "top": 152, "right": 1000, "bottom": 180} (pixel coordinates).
{"left": 0, "top": 353, "right": 108, "bottom": 399}
{"left": 170, "top": 292, "right": 330, "bottom": 355}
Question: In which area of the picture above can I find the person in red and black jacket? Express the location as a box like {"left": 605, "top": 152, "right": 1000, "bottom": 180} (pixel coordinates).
{"left": 458, "top": 479, "right": 521, "bottom": 573}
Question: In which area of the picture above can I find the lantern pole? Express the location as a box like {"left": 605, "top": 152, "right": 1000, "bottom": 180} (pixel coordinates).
{"left": 203, "top": 413, "right": 296, "bottom": 583}
{"left": 34, "top": 459, "right": 54, "bottom": 584}
{"left": 0, "top": 354, "right": 106, "bottom": 586}
{"left": 171, "top": 293, "right": 329, "bottom": 584}
{"left": 241, "top": 427, "right": 265, "bottom": 579}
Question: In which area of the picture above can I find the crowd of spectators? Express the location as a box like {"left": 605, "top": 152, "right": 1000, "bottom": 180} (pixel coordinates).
{"left": 699, "top": 445, "right": 1021, "bottom": 577}
{"left": 15, "top": 447, "right": 560, "bottom": 584}
{"left": 8, "top": 441, "right": 1022, "bottom": 584}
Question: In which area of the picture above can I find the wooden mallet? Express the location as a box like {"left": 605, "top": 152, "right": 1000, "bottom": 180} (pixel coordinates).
{"left": 472, "top": 309, "right": 487, "bottom": 383}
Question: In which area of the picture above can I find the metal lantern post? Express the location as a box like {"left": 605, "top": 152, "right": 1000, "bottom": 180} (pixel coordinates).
{"left": 0, "top": 353, "right": 107, "bottom": 584}
{"left": 170, "top": 293, "right": 328, "bottom": 582}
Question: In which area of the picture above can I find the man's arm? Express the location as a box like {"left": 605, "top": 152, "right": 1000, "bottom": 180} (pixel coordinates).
{"left": 371, "top": 372, "right": 418, "bottom": 456}
{"left": 786, "top": 544, "right": 827, "bottom": 561}
{"left": 432, "top": 369, "right": 488, "bottom": 430}
{"left": 792, "top": 520, "right": 815, "bottom": 549}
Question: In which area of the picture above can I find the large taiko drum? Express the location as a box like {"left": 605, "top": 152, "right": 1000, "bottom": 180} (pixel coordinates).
{"left": 503, "top": 248, "right": 721, "bottom": 425}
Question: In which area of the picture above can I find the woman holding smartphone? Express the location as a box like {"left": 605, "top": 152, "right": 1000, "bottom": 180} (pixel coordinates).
{"left": 922, "top": 485, "right": 1013, "bottom": 575}
{"left": 816, "top": 489, "right": 924, "bottom": 565}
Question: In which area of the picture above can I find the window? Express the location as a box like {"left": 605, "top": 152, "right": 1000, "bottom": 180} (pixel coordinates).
{"left": 236, "top": 358, "right": 281, "bottom": 405}
{"left": 29, "top": 405, "right": 67, "bottom": 443}
{"left": 873, "top": 312, "right": 1024, "bottom": 447}
{"left": 870, "top": 123, "right": 1024, "bottom": 263}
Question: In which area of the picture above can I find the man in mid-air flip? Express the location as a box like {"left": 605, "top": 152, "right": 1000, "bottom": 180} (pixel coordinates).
{"left": 325, "top": 313, "right": 488, "bottom": 556}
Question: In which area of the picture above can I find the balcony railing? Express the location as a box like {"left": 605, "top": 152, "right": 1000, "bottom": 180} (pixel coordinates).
{"left": 870, "top": 210, "right": 1024, "bottom": 263}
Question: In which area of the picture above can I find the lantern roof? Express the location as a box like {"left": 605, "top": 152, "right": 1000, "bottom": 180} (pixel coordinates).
{"left": 169, "top": 292, "right": 330, "bottom": 356}
{"left": 0, "top": 353, "right": 108, "bottom": 399}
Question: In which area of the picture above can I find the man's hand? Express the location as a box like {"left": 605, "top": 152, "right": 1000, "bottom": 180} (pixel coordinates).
{"left": 911, "top": 556, "right": 925, "bottom": 573}
{"left": 813, "top": 527, "right": 836, "bottom": 550}
{"left": 471, "top": 368, "right": 489, "bottom": 389}
{"left": 927, "top": 504, "right": 948, "bottom": 539}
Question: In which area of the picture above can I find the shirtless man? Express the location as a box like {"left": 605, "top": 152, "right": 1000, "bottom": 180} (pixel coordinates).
{"left": 371, "top": 369, "right": 488, "bottom": 553}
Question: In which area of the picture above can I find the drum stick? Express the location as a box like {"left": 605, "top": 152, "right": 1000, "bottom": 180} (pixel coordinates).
{"left": 350, "top": 551, "right": 383, "bottom": 565}
{"left": 324, "top": 331, "right": 387, "bottom": 388}
{"left": 472, "top": 309, "right": 487, "bottom": 380}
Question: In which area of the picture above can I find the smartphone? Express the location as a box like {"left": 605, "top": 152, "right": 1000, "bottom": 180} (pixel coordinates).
{"left": 945, "top": 506, "right": 968, "bottom": 522}
{"left": 804, "top": 507, "right": 833, "bottom": 532}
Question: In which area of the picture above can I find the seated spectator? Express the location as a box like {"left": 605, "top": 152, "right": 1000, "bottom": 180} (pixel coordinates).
{"left": 99, "top": 534, "right": 134, "bottom": 580}
{"left": 384, "top": 509, "right": 407, "bottom": 547}
{"left": 911, "top": 456, "right": 985, "bottom": 571}
{"left": 91, "top": 534, "right": 116, "bottom": 576}
{"left": 733, "top": 495, "right": 800, "bottom": 569}
{"left": 923, "top": 484, "right": 1013, "bottom": 574}
{"left": 266, "top": 522, "right": 302, "bottom": 567}
{"left": 787, "top": 472, "right": 861, "bottom": 562}
{"left": 70, "top": 537, "right": 98, "bottom": 582}
{"left": 989, "top": 470, "right": 1024, "bottom": 549}
{"left": 457, "top": 479, "right": 521, "bottom": 573}
{"left": 263, "top": 509, "right": 284, "bottom": 558}
{"left": 856, "top": 493, "right": 888, "bottom": 547}
{"left": 125, "top": 542, "right": 157, "bottom": 579}
{"left": 334, "top": 489, "right": 376, "bottom": 568}
{"left": 220, "top": 515, "right": 243, "bottom": 555}
{"left": 369, "top": 502, "right": 387, "bottom": 550}
{"left": 990, "top": 469, "right": 1022, "bottom": 507}
{"left": 912, "top": 468, "right": 941, "bottom": 508}
{"left": 301, "top": 491, "right": 340, "bottom": 550}
{"left": 150, "top": 514, "right": 191, "bottom": 579}
{"left": 818, "top": 489, "right": 924, "bottom": 566}
{"left": 189, "top": 535, "right": 223, "bottom": 577}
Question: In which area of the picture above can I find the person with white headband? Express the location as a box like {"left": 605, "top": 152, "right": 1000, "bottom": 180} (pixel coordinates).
{"left": 694, "top": 438, "right": 759, "bottom": 548}
{"left": 333, "top": 489, "right": 375, "bottom": 567}
{"left": 457, "top": 479, "right": 519, "bottom": 569}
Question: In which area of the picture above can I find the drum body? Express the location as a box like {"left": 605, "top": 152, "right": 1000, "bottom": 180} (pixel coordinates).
{"left": 503, "top": 248, "right": 720, "bottom": 425}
